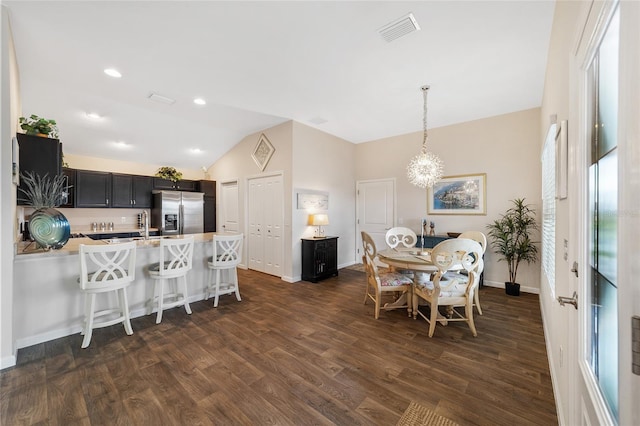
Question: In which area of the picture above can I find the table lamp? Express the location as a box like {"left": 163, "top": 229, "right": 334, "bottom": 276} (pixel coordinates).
{"left": 310, "top": 214, "right": 329, "bottom": 238}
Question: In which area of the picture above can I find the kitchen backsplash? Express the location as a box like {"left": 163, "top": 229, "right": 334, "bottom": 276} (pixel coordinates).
{"left": 18, "top": 207, "right": 149, "bottom": 234}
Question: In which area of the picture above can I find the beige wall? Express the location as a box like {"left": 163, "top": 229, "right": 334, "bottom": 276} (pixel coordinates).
{"left": 291, "top": 121, "right": 356, "bottom": 276}
{"left": 209, "top": 121, "right": 294, "bottom": 279}
{"left": 356, "top": 108, "right": 542, "bottom": 291}
{"left": 538, "top": 1, "right": 588, "bottom": 423}
{"left": 65, "top": 153, "right": 204, "bottom": 180}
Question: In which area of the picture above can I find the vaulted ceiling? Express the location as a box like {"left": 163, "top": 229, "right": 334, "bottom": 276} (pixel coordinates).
{"left": 5, "top": 1, "right": 555, "bottom": 170}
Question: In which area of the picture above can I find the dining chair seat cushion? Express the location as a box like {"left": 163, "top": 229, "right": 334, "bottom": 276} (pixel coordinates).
{"left": 416, "top": 277, "right": 468, "bottom": 297}
{"left": 379, "top": 272, "right": 413, "bottom": 287}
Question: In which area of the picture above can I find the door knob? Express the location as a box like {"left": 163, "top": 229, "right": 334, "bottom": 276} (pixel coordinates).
{"left": 557, "top": 291, "right": 578, "bottom": 309}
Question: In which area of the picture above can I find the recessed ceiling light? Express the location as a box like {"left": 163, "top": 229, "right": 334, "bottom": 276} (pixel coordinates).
{"left": 193, "top": 98, "right": 206, "bottom": 106}
{"left": 86, "top": 112, "right": 101, "bottom": 120}
{"left": 190, "top": 148, "right": 203, "bottom": 154}
{"left": 112, "top": 141, "right": 132, "bottom": 150}
{"left": 104, "top": 68, "right": 122, "bottom": 78}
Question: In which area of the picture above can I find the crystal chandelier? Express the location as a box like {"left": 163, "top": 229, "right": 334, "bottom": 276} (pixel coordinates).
{"left": 406, "top": 86, "right": 444, "bottom": 188}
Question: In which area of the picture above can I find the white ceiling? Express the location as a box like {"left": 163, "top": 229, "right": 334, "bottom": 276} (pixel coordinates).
{"left": 5, "top": 1, "right": 555, "bottom": 171}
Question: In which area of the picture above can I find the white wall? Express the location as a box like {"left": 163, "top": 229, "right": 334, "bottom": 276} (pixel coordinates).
{"left": 0, "top": 6, "right": 21, "bottom": 369}
{"left": 356, "top": 108, "right": 542, "bottom": 292}
{"left": 538, "top": 1, "right": 582, "bottom": 423}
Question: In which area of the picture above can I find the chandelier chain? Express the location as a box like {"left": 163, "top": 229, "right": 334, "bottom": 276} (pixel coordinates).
{"left": 422, "top": 86, "right": 429, "bottom": 150}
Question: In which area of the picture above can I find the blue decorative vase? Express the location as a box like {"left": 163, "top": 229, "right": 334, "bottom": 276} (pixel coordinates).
{"left": 28, "top": 208, "right": 70, "bottom": 250}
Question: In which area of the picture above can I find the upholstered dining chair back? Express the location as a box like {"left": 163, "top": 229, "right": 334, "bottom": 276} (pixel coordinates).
{"left": 457, "top": 231, "right": 487, "bottom": 315}
{"left": 458, "top": 231, "right": 487, "bottom": 254}
{"left": 385, "top": 227, "right": 418, "bottom": 249}
{"left": 361, "top": 230, "right": 378, "bottom": 260}
{"left": 412, "top": 238, "right": 483, "bottom": 337}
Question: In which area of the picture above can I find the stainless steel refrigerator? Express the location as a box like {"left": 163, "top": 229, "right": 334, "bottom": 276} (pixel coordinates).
{"left": 151, "top": 190, "right": 204, "bottom": 235}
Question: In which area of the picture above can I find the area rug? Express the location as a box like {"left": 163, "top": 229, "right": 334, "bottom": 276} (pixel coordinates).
{"left": 396, "top": 401, "right": 459, "bottom": 426}
{"left": 344, "top": 263, "right": 365, "bottom": 272}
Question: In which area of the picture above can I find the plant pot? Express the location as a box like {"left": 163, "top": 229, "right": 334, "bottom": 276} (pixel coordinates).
{"left": 28, "top": 207, "right": 70, "bottom": 250}
{"left": 505, "top": 282, "right": 520, "bottom": 296}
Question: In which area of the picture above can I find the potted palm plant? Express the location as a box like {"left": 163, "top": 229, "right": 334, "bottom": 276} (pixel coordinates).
{"left": 486, "top": 198, "right": 539, "bottom": 296}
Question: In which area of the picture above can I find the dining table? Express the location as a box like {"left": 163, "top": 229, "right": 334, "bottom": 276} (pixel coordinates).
{"left": 377, "top": 247, "right": 463, "bottom": 319}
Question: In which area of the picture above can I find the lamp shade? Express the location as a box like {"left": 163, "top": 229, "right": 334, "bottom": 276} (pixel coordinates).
{"left": 311, "top": 214, "right": 329, "bottom": 226}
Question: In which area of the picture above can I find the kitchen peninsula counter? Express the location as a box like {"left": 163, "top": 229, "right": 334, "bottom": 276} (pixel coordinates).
{"left": 13, "top": 232, "right": 239, "bottom": 350}
{"left": 15, "top": 232, "right": 215, "bottom": 257}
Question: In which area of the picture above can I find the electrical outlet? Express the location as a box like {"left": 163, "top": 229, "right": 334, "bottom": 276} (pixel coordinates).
{"left": 121, "top": 217, "right": 126, "bottom": 224}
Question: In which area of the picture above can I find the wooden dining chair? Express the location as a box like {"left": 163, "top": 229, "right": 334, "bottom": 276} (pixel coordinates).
{"left": 457, "top": 231, "right": 487, "bottom": 314}
{"left": 361, "top": 231, "right": 412, "bottom": 319}
{"left": 412, "top": 238, "right": 483, "bottom": 337}
{"left": 385, "top": 227, "right": 418, "bottom": 249}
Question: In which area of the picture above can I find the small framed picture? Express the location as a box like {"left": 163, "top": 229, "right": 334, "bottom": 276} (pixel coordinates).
{"left": 251, "top": 133, "right": 275, "bottom": 171}
{"left": 427, "top": 173, "right": 487, "bottom": 215}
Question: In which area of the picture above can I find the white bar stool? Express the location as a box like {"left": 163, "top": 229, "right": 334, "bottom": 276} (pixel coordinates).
{"left": 206, "top": 233, "right": 243, "bottom": 307}
{"left": 147, "top": 236, "right": 195, "bottom": 324}
{"left": 78, "top": 241, "right": 137, "bottom": 348}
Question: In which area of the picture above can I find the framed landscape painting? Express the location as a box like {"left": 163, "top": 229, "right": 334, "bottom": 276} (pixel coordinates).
{"left": 427, "top": 173, "right": 486, "bottom": 215}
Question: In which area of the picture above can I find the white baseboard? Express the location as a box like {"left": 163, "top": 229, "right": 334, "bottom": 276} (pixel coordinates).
{"left": 482, "top": 279, "right": 540, "bottom": 294}
{"left": 1, "top": 354, "right": 17, "bottom": 370}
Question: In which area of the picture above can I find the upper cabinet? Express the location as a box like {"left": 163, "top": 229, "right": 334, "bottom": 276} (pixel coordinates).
{"left": 153, "top": 177, "right": 198, "bottom": 192}
{"left": 112, "top": 174, "right": 153, "bottom": 208}
{"left": 16, "top": 134, "right": 62, "bottom": 206}
{"left": 75, "top": 170, "right": 111, "bottom": 208}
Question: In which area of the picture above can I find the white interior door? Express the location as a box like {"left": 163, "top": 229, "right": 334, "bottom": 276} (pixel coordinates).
{"left": 247, "top": 174, "right": 283, "bottom": 277}
{"left": 262, "top": 175, "right": 283, "bottom": 276}
{"left": 220, "top": 180, "right": 239, "bottom": 232}
{"left": 247, "top": 177, "right": 264, "bottom": 272}
{"left": 356, "top": 179, "right": 395, "bottom": 261}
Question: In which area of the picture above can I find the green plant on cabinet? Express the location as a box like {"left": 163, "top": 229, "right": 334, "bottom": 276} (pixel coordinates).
{"left": 18, "top": 114, "right": 59, "bottom": 138}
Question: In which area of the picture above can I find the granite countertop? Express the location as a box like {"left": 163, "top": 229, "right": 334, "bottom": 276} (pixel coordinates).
{"left": 15, "top": 232, "right": 219, "bottom": 258}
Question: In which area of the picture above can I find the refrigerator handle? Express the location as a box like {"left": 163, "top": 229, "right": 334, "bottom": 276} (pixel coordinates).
{"left": 179, "top": 203, "right": 184, "bottom": 234}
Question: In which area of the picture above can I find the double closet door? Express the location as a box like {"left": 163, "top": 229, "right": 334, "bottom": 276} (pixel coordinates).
{"left": 247, "top": 174, "right": 283, "bottom": 277}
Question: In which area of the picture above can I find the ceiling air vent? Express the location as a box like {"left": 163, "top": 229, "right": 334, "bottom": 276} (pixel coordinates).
{"left": 378, "top": 13, "right": 420, "bottom": 43}
{"left": 148, "top": 92, "right": 176, "bottom": 105}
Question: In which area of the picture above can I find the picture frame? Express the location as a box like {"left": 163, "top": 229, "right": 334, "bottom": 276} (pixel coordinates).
{"left": 296, "top": 191, "right": 329, "bottom": 210}
{"left": 251, "top": 133, "right": 275, "bottom": 171}
{"left": 427, "top": 173, "right": 487, "bottom": 215}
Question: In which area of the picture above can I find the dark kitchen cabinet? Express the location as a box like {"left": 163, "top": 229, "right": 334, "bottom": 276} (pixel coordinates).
{"left": 75, "top": 170, "right": 111, "bottom": 208}
{"left": 199, "top": 180, "right": 216, "bottom": 232}
{"left": 16, "top": 134, "right": 63, "bottom": 206}
{"left": 153, "top": 178, "right": 198, "bottom": 191}
{"left": 301, "top": 237, "right": 339, "bottom": 283}
{"left": 59, "top": 168, "right": 75, "bottom": 208}
{"left": 198, "top": 180, "right": 216, "bottom": 196}
{"left": 112, "top": 174, "right": 153, "bottom": 208}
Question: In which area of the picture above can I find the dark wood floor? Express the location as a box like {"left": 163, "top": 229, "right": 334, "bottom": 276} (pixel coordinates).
{"left": 1, "top": 268, "right": 557, "bottom": 425}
